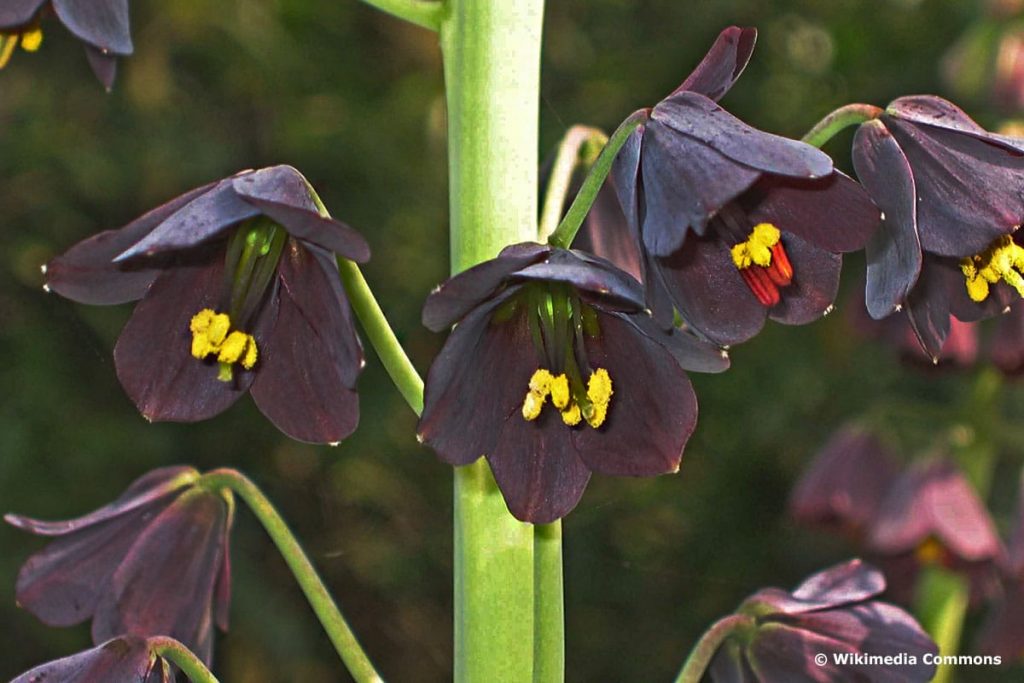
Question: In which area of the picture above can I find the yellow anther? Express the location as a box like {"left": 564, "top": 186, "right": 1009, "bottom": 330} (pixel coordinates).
{"left": 730, "top": 222, "right": 781, "bottom": 270}
{"left": 0, "top": 36, "right": 17, "bottom": 69}
{"left": 960, "top": 236, "right": 1024, "bottom": 302}
{"left": 190, "top": 308, "right": 216, "bottom": 334}
{"left": 20, "top": 29, "right": 42, "bottom": 52}
{"left": 241, "top": 336, "right": 258, "bottom": 369}
{"left": 217, "top": 331, "right": 252, "bottom": 365}
{"left": 914, "top": 537, "right": 945, "bottom": 566}
{"left": 522, "top": 369, "right": 554, "bottom": 421}
{"left": 560, "top": 403, "right": 582, "bottom": 426}
{"left": 550, "top": 374, "right": 570, "bottom": 409}
{"left": 584, "top": 368, "right": 614, "bottom": 428}
{"left": 188, "top": 309, "right": 258, "bottom": 377}
{"left": 522, "top": 392, "right": 545, "bottom": 421}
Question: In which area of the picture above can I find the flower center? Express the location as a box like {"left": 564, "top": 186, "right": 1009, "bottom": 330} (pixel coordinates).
{"left": 190, "top": 309, "right": 258, "bottom": 382}
{"left": 0, "top": 28, "right": 43, "bottom": 69}
{"left": 960, "top": 234, "right": 1024, "bottom": 302}
{"left": 729, "top": 223, "right": 793, "bottom": 307}
{"left": 521, "top": 367, "right": 613, "bottom": 428}
{"left": 914, "top": 537, "right": 948, "bottom": 567}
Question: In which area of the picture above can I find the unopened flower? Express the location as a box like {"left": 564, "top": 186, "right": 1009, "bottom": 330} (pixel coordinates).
{"left": 45, "top": 165, "right": 369, "bottom": 444}
{"left": 852, "top": 95, "right": 1024, "bottom": 359}
{"left": 417, "top": 243, "right": 728, "bottom": 523}
{"left": 11, "top": 636, "right": 174, "bottom": 683}
{"left": 611, "top": 27, "right": 879, "bottom": 345}
{"left": 6, "top": 466, "right": 232, "bottom": 665}
{"left": 708, "top": 559, "right": 937, "bottom": 682}
{"left": 0, "top": 0, "right": 132, "bottom": 89}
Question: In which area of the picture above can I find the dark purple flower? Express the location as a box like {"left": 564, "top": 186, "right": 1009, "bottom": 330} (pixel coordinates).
{"left": 852, "top": 95, "right": 1024, "bottom": 359}
{"left": 11, "top": 636, "right": 175, "bottom": 683}
{"left": 708, "top": 559, "right": 937, "bottom": 682}
{"left": 45, "top": 165, "right": 369, "bottom": 444}
{"left": 417, "top": 243, "right": 728, "bottom": 523}
{"left": 6, "top": 466, "right": 232, "bottom": 665}
{"left": 0, "top": 0, "right": 132, "bottom": 90}
{"left": 789, "top": 426, "right": 900, "bottom": 539}
{"left": 611, "top": 27, "right": 880, "bottom": 345}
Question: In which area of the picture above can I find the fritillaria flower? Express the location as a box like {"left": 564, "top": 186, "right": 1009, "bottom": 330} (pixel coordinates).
{"left": 708, "top": 559, "right": 937, "bottom": 682}
{"left": 45, "top": 165, "right": 369, "bottom": 444}
{"left": 789, "top": 426, "right": 899, "bottom": 539}
{"left": 12, "top": 636, "right": 174, "bottom": 683}
{"left": 6, "top": 466, "right": 232, "bottom": 665}
{"left": 417, "top": 243, "right": 729, "bottom": 523}
{"left": 611, "top": 27, "right": 880, "bottom": 345}
{"left": 852, "top": 95, "right": 1024, "bottom": 359}
{"left": 0, "top": 0, "right": 132, "bottom": 89}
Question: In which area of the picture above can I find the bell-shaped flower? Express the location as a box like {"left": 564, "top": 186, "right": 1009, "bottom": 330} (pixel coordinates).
{"left": 708, "top": 559, "right": 937, "bottom": 682}
{"left": 11, "top": 636, "right": 175, "bottom": 683}
{"left": 852, "top": 95, "right": 1024, "bottom": 359}
{"left": 0, "top": 0, "right": 132, "bottom": 89}
{"left": 417, "top": 243, "right": 729, "bottom": 523}
{"left": 45, "top": 165, "right": 369, "bottom": 444}
{"left": 6, "top": 466, "right": 232, "bottom": 665}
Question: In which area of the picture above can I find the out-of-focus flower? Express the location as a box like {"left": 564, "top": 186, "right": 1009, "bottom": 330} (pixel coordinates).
{"left": 45, "top": 165, "right": 369, "bottom": 444}
{"left": 611, "top": 26, "right": 879, "bottom": 345}
{"left": 852, "top": 95, "right": 1024, "bottom": 359}
{"left": 978, "top": 477, "right": 1024, "bottom": 660}
{"left": 789, "top": 426, "right": 900, "bottom": 539}
{"left": 994, "top": 29, "right": 1024, "bottom": 112}
{"left": 0, "top": 0, "right": 132, "bottom": 90}
{"left": 11, "top": 636, "right": 175, "bottom": 683}
{"left": 708, "top": 559, "right": 937, "bottom": 682}
{"left": 418, "top": 243, "right": 729, "bottom": 523}
{"left": 6, "top": 466, "right": 232, "bottom": 665}
{"left": 989, "top": 301, "right": 1024, "bottom": 375}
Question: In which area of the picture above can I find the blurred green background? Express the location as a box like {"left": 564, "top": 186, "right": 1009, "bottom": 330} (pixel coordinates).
{"left": 4, "top": 0, "right": 1024, "bottom": 680}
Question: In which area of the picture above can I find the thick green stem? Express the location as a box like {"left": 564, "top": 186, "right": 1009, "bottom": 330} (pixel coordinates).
{"left": 538, "top": 125, "right": 608, "bottom": 242}
{"left": 673, "top": 614, "right": 755, "bottom": 683}
{"left": 801, "top": 103, "right": 883, "bottom": 148}
{"left": 534, "top": 521, "right": 564, "bottom": 682}
{"left": 358, "top": 0, "right": 443, "bottom": 31}
{"left": 150, "top": 637, "right": 220, "bottom": 683}
{"left": 440, "top": 1, "right": 547, "bottom": 681}
{"left": 547, "top": 110, "right": 648, "bottom": 249}
{"left": 200, "top": 469, "right": 384, "bottom": 683}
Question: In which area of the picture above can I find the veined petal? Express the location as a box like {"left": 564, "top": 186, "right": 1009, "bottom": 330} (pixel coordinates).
{"left": 888, "top": 95, "right": 1024, "bottom": 155}
{"left": 768, "top": 233, "right": 841, "bottom": 326}
{"left": 510, "top": 248, "right": 645, "bottom": 312}
{"left": 229, "top": 164, "right": 321, "bottom": 212}
{"left": 53, "top": 0, "right": 133, "bottom": 55}
{"left": 671, "top": 26, "right": 757, "bottom": 102}
{"left": 11, "top": 637, "right": 171, "bottom": 683}
{"left": 236, "top": 196, "right": 371, "bottom": 263}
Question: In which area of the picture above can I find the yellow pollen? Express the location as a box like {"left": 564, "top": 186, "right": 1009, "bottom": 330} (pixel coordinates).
{"left": 560, "top": 403, "right": 582, "bottom": 426}
{"left": 522, "top": 369, "right": 553, "bottom": 421}
{"left": 914, "top": 537, "right": 945, "bottom": 566}
{"left": 730, "top": 223, "right": 781, "bottom": 270}
{"left": 960, "top": 235, "right": 1024, "bottom": 302}
{"left": 189, "top": 309, "right": 258, "bottom": 380}
{"left": 520, "top": 368, "right": 614, "bottom": 429}
{"left": 20, "top": 29, "right": 42, "bottom": 52}
{"left": 550, "top": 374, "right": 570, "bottom": 409}
{"left": 584, "top": 368, "right": 614, "bottom": 428}
{"left": 0, "top": 36, "right": 17, "bottom": 69}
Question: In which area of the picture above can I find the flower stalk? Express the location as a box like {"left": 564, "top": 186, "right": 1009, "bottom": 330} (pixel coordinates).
{"left": 150, "top": 637, "right": 221, "bottom": 683}
{"left": 673, "top": 614, "right": 755, "bottom": 683}
{"left": 539, "top": 125, "right": 608, "bottom": 242}
{"left": 801, "top": 103, "right": 882, "bottom": 148}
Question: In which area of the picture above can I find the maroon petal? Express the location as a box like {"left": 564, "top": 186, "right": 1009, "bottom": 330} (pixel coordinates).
{"left": 250, "top": 243, "right": 362, "bottom": 444}
{"left": 640, "top": 119, "right": 761, "bottom": 255}
{"left": 769, "top": 233, "right": 841, "bottom": 326}
{"left": 114, "top": 254, "right": 254, "bottom": 423}
{"left": 510, "top": 248, "right": 645, "bottom": 312}
{"left": 746, "top": 560, "right": 886, "bottom": 615}
{"left": 84, "top": 45, "right": 118, "bottom": 91}
{"left": 418, "top": 291, "right": 538, "bottom": 466}
{"left": 0, "top": 0, "right": 46, "bottom": 27}
{"left": 904, "top": 261, "right": 952, "bottom": 362}
{"left": 11, "top": 636, "right": 171, "bottom": 683}
{"left": 93, "top": 490, "right": 229, "bottom": 665}
{"left": 572, "top": 313, "right": 697, "bottom": 476}
{"left": 742, "top": 172, "right": 880, "bottom": 253}
{"left": 888, "top": 95, "right": 1024, "bottom": 155}
{"left": 656, "top": 233, "right": 768, "bottom": 347}
{"left": 652, "top": 92, "right": 833, "bottom": 179}
{"left": 572, "top": 177, "right": 643, "bottom": 282}
{"left": 46, "top": 182, "right": 217, "bottom": 305}
{"left": 977, "top": 583, "right": 1024, "bottom": 659}
{"left": 422, "top": 243, "right": 551, "bottom": 331}
{"left": 53, "top": 0, "right": 133, "bottom": 55}
{"left": 213, "top": 503, "right": 234, "bottom": 631}
{"left": 488, "top": 413, "right": 591, "bottom": 524}
{"left": 229, "top": 164, "right": 321, "bottom": 213}
{"left": 990, "top": 304, "right": 1024, "bottom": 376}
{"left": 672, "top": 26, "right": 757, "bottom": 102}
{"left": 624, "top": 313, "right": 731, "bottom": 373}
{"left": 852, "top": 120, "right": 923, "bottom": 319}
{"left": 944, "top": 256, "right": 1017, "bottom": 323}
{"left": 236, "top": 197, "right": 370, "bottom": 263}
{"left": 610, "top": 122, "right": 645, "bottom": 240}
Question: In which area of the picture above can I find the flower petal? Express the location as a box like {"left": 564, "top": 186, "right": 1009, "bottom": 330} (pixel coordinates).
{"left": 229, "top": 164, "right": 321, "bottom": 212}
{"left": 990, "top": 304, "right": 1024, "bottom": 376}
{"left": 52, "top": 0, "right": 132, "bottom": 54}
{"left": 745, "top": 560, "right": 886, "bottom": 615}
{"left": 640, "top": 119, "right": 760, "bottom": 255}
{"left": 904, "top": 261, "right": 952, "bottom": 362}
{"left": 235, "top": 196, "right": 371, "bottom": 263}
{"left": 610, "top": 121, "right": 645, "bottom": 240}
{"left": 852, "top": 120, "right": 923, "bottom": 319}
{"left": 671, "top": 26, "right": 757, "bottom": 102}
{"left": 114, "top": 253, "right": 255, "bottom": 422}
{"left": 888, "top": 95, "right": 1024, "bottom": 155}
{"left": 84, "top": 45, "right": 118, "bottom": 91}
{"left": 768, "top": 233, "right": 841, "bottom": 326}
{"left": 943, "top": 256, "right": 1017, "bottom": 323}
{"left": 46, "top": 182, "right": 217, "bottom": 305}
{"left": 510, "top": 248, "right": 645, "bottom": 312}
{"left": 709, "top": 639, "right": 759, "bottom": 683}
{"left": 422, "top": 243, "right": 551, "bottom": 331}
{"left": 623, "top": 313, "right": 731, "bottom": 373}
{"left": 11, "top": 636, "right": 170, "bottom": 683}
{"left": 652, "top": 91, "right": 832, "bottom": 179}
{"left": 571, "top": 313, "right": 697, "bottom": 476}
{"left": 0, "top": 0, "right": 46, "bottom": 28}
{"left": 977, "top": 583, "right": 1024, "bottom": 659}
{"left": 572, "top": 174, "right": 643, "bottom": 282}
{"left": 250, "top": 243, "right": 362, "bottom": 444}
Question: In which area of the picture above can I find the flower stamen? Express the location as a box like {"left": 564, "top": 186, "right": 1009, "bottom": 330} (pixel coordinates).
{"left": 960, "top": 235, "right": 1024, "bottom": 302}
{"left": 730, "top": 223, "right": 793, "bottom": 306}
{"left": 521, "top": 367, "right": 613, "bottom": 429}
{"left": 189, "top": 308, "right": 258, "bottom": 382}
{"left": 0, "top": 28, "right": 43, "bottom": 69}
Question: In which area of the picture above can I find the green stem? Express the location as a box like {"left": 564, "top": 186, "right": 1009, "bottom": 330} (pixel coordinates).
{"left": 800, "top": 103, "right": 882, "bottom": 148}
{"left": 538, "top": 125, "right": 608, "bottom": 242}
{"left": 534, "top": 521, "right": 564, "bottom": 683}
{"left": 673, "top": 614, "right": 755, "bottom": 683}
{"left": 914, "top": 567, "right": 969, "bottom": 683}
{"left": 440, "top": 1, "right": 546, "bottom": 681}
{"left": 150, "top": 637, "right": 220, "bottom": 683}
{"left": 200, "top": 469, "right": 384, "bottom": 683}
{"left": 548, "top": 109, "right": 648, "bottom": 249}
{"left": 358, "top": 0, "right": 443, "bottom": 31}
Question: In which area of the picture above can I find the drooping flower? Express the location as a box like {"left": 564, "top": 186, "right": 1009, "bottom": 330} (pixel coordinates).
{"left": 45, "top": 165, "right": 369, "bottom": 444}
{"left": 707, "top": 559, "right": 937, "bottom": 682}
{"left": 789, "top": 426, "right": 900, "bottom": 539}
{"left": 852, "top": 95, "right": 1024, "bottom": 359}
{"left": 0, "top": 0, "right": 132, "bottom": 90}
{"left": 611, "top": 27, "right": 880, "bottom": 345}
{"left": 11, "top": 636, "right": 175, "bottom": 683}
{"left": 6, "top": 466, "right": 232, "bottom": 665}
{"left": 417, "top": 243, "right": 729, "bottom": 523}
